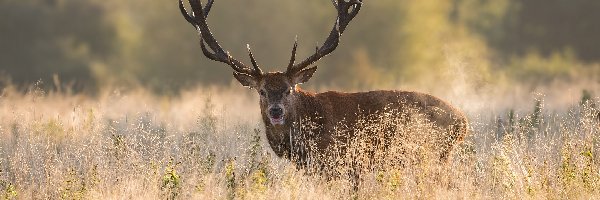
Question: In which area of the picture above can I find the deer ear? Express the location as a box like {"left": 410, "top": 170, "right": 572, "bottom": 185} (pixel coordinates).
{"left": 233, "top": 72, "right": 258, "bottom": 88}
{"left": 292, "top": 66, "right": 317, "bottom": 85}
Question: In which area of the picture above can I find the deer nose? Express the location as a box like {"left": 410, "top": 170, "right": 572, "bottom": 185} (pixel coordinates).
{"left": 269, "top": 107, "right": 284, "bottom": 118}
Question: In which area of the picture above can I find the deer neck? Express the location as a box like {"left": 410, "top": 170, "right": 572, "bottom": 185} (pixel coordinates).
{"left": 289, "top": 87, "right": 322, "bottom": 126}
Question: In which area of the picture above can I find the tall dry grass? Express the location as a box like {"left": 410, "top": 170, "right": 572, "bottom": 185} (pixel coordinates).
{"left": 0, "top": 83, "right": 599, "bottom": 199}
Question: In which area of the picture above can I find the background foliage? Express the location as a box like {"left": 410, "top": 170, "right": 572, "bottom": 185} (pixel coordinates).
{"left": 1, "top": 0, "right": 599, "bottom": 93}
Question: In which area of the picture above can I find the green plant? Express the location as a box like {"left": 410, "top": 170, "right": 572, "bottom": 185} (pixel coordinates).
{"left": 59, "top": 168, "right": 86, "bottom": 200}
{"left": 580, "top": 146, "right": 597, "bottom": 192}
{"left": 161, "top": 159, "right": 182, "bottom": 200}
{"left": 559, "top": 143, "right": 577, "bottom": 197}
{"left": 225, "top": 159, "right": 236, "bottom": 200}
{"left": 0, "top": 179, "right": 18, "bottom": 200}
{"left": 246, "top": 128, "right": 271, "bottom": 193}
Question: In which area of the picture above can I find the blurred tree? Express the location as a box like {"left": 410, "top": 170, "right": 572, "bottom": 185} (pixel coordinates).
{"left": 0, "top": 0, "right": 116, "bottom": 92}
{"left": 453, "top": 0, "right": 600, "bottom": 62}
{"left": 0, "top": 0, "right": 599, "bottom": 93}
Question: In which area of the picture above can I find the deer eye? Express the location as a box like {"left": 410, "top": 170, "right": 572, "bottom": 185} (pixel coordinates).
{"left": 285, "top": 89, "right": 291, "bottom": 95}
{"left": 259, "top": 90, "right": 266, "bottom": 97}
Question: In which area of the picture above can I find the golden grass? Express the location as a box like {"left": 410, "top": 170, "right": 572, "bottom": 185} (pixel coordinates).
{"left": 0, "top": 85, "right": 599, "bottom": 199}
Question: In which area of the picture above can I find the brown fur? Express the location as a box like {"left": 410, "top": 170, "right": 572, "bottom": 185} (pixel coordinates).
{"left": 253, "top": 73, "right": 468, "bottom": 170}
{"left": 178, "top": 0, "right": 467, "bottom": 183}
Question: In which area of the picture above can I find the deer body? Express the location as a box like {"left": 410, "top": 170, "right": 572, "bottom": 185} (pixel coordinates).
{"left": 179, "top": 0, "right": 468, "bottom": 173}
{"left": 262, "top": 86, "right": 467, "bottom": 167}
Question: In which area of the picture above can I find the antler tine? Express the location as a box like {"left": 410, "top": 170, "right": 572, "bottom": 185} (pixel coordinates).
{"left": 331, "top": 0, "right": 337, "bottom": 9}
{"left": 204, "top": 0, "right": 214, "bottom": 18}
{"left": 179, "top": 0, "right": 213, "bottom": 24}
{"left": 179, "top": 0, "right": 262, "bottom": 76}
{"left": 179, "top": 0, "right": 196, "bottom": 26}
{"left": 247, "top": 44, "right": 263, "bottom": 74}
{"left": 336, "top": 0, "right": 362, "bottom": 33}
{"left": 187, "top": 0, "right": 223, "bottom": 56}
{"left": 286, "top": 37, "right": 299, "bottom": 72}
{"left": 287, "top": 0, "right": 362, "bottom": 75}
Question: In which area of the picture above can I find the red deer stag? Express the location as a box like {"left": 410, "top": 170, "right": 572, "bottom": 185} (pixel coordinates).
{"left": 179, "top": 0, "right": 468, "bottom": 174}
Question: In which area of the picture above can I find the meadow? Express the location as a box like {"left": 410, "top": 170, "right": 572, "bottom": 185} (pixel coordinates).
{"left": 2, "top": 0, "right": 600, "bottom": 199}
{"left": 0, "top": 82, "right": 598, "bottom": 200}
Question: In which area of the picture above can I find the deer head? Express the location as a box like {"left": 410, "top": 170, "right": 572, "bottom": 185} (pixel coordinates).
{"left": 179, "top": 0, "right": 362, "bottom": 126}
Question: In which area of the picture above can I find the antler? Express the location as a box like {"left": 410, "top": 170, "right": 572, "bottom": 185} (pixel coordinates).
{"left": 179, "top": 0, "right": 263, "bottom": 77}
{"left": 286, "top": 0, "right": 363, "bottom": 75}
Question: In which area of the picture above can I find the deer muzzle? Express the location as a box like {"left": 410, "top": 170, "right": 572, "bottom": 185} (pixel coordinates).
{"left": 268, "top": 105, "right": 285, "bottom": 125}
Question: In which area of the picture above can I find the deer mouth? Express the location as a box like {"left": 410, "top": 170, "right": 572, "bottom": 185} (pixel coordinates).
{"left": 269, "top": 115, "right": 285, "bottom": 125}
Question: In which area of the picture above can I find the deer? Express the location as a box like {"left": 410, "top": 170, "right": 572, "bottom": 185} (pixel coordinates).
{"left": 179, "top": 0, "right": 468, "bottom": 185}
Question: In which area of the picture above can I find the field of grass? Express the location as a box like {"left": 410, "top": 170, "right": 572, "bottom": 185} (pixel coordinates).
{"left": 0, "top": 84, "right": 599, "bottom": 199}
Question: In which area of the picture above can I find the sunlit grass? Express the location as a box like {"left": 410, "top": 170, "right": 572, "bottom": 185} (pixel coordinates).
{"left": 0, "top": 85, "right": 598, "bottom": 199}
